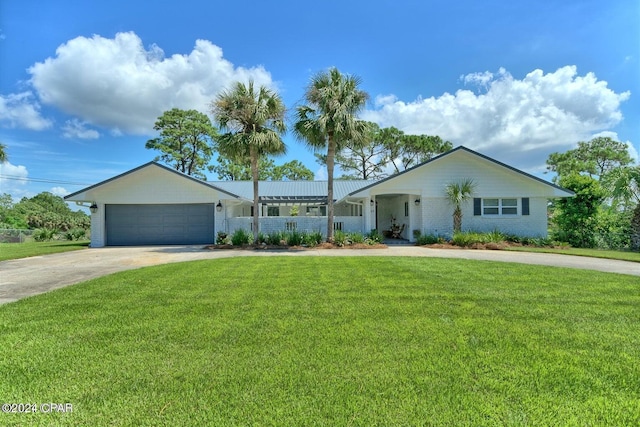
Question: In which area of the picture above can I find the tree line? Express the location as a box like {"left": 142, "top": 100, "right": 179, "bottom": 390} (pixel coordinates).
{"left": 0, "top": 192, "right": 90, "bottom": 236}
{"left": 546, "top": 136, "right": 639, "bottom": 250}
{"left": 146, "top": 110, "right": 452, "bottom": 182}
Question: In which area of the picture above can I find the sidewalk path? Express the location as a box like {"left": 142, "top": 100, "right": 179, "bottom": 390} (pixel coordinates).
{"left": 1, "top": 245, "right": 638, "bottom": 305}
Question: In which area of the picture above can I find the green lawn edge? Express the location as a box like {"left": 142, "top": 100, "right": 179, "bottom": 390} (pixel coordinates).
{"left": 504, "top": 245, "right": 640, "bottom": 263}
{"left": 0, "top": 241, "right": 90, "bottom": 261}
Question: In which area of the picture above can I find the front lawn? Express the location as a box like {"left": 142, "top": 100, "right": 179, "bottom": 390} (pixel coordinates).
{"left": 505, "top": 246, "right": 640, "bottom": 263}
{"left": 0, "top": 241, "right": 89, "bottom": 262}
{"left": 1, "top": 257, "right": 638, "bottom": 426}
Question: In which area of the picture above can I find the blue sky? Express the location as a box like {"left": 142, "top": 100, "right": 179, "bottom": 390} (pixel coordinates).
{"left": 1, "top": 0, "right": 638, "bottom": 202}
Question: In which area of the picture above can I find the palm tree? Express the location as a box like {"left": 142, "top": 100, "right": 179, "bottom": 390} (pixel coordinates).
{"left": 605, "top": 166, "right": 640, "bottom": 251}
{"left": 211, "top": 81, "right": 287, "bottom": 243}
{"left": 0, "top": 143, "right": 7, "bottom": 163}
{"left": 445, "top": 178, "right": 477, "bottom": 233}
{"left": 294, "top": 68, "right": 369, "bottom": 242}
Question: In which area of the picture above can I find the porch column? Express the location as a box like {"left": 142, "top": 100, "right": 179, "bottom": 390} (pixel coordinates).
{"left": 364, "top": 197, "right": 374, "bottom": 232}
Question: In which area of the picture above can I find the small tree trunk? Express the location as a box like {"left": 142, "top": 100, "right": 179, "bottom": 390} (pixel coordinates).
{"left": 251, "top": 147, "right": 260, "bottom": 244}
{"left": 326, "top": 134, "right": 335, "bottom": 242}
{"left": 453, "top": 207, "right": 462, "bottom": 233}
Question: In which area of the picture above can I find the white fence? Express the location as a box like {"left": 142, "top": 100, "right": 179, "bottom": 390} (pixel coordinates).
{"left": 225, "top": 216, "right": 364, "bottom": 237}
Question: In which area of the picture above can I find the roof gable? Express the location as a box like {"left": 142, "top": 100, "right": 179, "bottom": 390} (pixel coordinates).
{"left": 64, "top": 162, "right": 240, "bottom": 201}
{"left": 350, "top": 146, "right": 574, "bottom": 197}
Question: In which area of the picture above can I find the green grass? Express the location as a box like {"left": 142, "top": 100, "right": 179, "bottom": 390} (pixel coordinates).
{"left": 506, "top": 246, "right": 640, "bottom": 263}
{"left": 1, "top": 257, "right": 638, "bottom": 426}
{"left": 0, "top": 240, "right": 89, "bottom": 261}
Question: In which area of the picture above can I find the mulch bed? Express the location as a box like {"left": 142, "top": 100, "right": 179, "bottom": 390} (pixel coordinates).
{"left": 204, "top": 243, "right": 388, "bottom": 251}
{"left": 422, "top": 242, "right": 509, "bottom": 250}
{"left": 422, "top": 241, "right": 568, "bottom": 250}
{"left": 205, "top": 241, "right": 566, "bottom": 251}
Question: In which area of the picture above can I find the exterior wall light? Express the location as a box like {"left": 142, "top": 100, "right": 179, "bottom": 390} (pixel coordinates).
{"left": 414, "top": 199, "right": 420, "bottom": 206}
{"left": 89, "top": 203, "right": 98, "bottom": 213}
{"left": 216, "top": 201, "right": 223, "bottom": 212}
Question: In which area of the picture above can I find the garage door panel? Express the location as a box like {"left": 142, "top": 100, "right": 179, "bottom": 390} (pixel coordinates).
{"left": 106, "top": 204, "right": 214, "bottom": 245}
{"left": 163, "top": 215, "right": 187, "bottom": 225}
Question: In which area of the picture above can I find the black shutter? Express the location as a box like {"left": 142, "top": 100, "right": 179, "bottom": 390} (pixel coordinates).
{"left": 522, "top": 198, "right": 530, "bottom": 216}
{"left": 473, "top": 198, "right": 481, "bottom": 216}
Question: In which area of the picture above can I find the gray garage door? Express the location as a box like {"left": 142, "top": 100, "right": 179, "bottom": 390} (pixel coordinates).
{"left": 105, "top": 204, "right": 214, "bottom": 245}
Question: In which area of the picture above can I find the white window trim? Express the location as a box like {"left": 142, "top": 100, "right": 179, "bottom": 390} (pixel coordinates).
{"left": 482, "top": 198, "right": 519, "bottom": 216}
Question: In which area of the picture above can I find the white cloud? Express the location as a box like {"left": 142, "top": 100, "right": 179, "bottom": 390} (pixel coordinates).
{"left": 50, "top": 186, "right": 69, "bottom": 197}
{"left": 315, "top": 166, "right": 327, "bottom": 181}
{"left": 28, "top": 31, "right": 274, "bottom": 134}
{"left": 0, "top": 161, "right": 30, "bottom": 199}
{"left": 62, "top": 119, "right": 99, "bottom": 139}
{"left": 460, "top": 69, "right": 499, "bottom": 92}
{"left": 0, "top": 92, "right": 53, "bottom": 130}
{"left": 363, "top": 66, "right": 631, "bottom": 172}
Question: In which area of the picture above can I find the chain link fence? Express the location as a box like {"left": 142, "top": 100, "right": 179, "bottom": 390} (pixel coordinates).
{"left": 0, "top": 229, "right": 90, "bottom": 243}
{"left": 0, "top": 229, "right": 35, "bottom": 243}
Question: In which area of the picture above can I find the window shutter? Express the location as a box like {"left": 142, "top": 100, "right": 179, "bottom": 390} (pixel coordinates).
{"left": 473, "top": 198, "right": 481, "bottom": 216}
{"left": 522, "top": 198, "right": 530, "bottom": 216}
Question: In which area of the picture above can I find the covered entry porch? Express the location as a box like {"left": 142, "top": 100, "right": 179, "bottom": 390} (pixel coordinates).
{"left": 371, "top": 193, "right": 422, "bottom": 242}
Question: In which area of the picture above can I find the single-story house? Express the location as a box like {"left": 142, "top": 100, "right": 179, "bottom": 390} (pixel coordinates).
{"left": 65, "top": 146, "right": 574, "bottom": 247}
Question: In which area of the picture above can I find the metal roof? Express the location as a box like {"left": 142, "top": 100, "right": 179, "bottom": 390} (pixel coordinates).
{"left": 211, "top": 180, "right": 378, "bottom": 202}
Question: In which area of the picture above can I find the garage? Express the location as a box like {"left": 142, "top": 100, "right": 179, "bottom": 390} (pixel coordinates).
{"left": 105, "top": 204, "right": 215, "bottom": 245}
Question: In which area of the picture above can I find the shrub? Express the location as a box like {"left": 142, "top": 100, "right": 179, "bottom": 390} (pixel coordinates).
{"left": 303, "top": 231, "right": 323, "bottom": 247}
{"left": 267, "top": 231, "right": 285, "bottom": 246}
{"left": 33, "top": 228, "right": 57, "bottom": 242}
{"left": 64, "top": 228, "right": 86, "bottom": 241}
{"left": 365, "top": 229, "right": 383, "bottom": 244}
{"left": 348, "top": 232, "right": 364, "bottom": 244}
{"left": 257, "top": 232, "right": 268, "bottom": 245}
{"left": 485, "top": 230, "right": 505, "bottom": 243}
{"left": 230, "top": 229, "right": 252, "bottom": 246}
{"left": 333, "top": 230, "right": 347, "bottom": 247}
{"left": 504, "top": 234, "right": 525, "bottom": 244}
{"left": 451, "top": 231, "right": 486, "bottom": 247}
{"left": 416, "top": 233, "right": 442, "bottom": 245}
{"left": 286, "top": 230, "right": 304, "bottom": 246}
{"left": 216, "top": 232, "right": 229, "bottom": 245}
{"left": 553, "top": 174, "right": 605, "bottom": 248}
{"left": 531, "top": 237, "right": 559, "bottom": 247}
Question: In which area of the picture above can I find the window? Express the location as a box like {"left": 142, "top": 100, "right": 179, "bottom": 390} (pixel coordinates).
{"left": 306, "top": 206, "right": 327, "bottom": 216}
{"left": 404, "top": 202, "right": 409, "bottom": 217}
{"left": 350, "top": 204, "right": 363, "bottom": 217}
{"left": 482, "top": 198, "right": 518, "bottom": 216}
{"left": 267, "top": 206, "right": 279, "bottom": 217}
{"left": 501, "top": 198, "right": 518, "bottom": 215}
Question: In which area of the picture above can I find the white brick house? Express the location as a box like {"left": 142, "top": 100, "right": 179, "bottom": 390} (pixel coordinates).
{"left": 65, "top": 146, "right": 573, "bottom": 247}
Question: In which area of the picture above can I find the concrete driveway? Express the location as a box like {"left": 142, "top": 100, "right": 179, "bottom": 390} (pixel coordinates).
{"left": 1, "top": 245, "right": 638, "bottom": 305}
